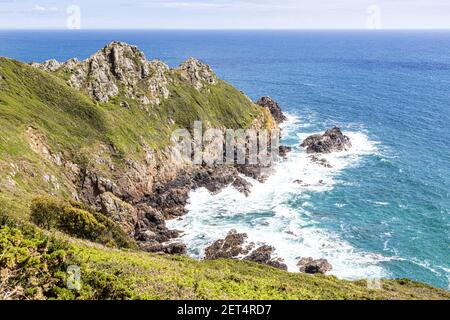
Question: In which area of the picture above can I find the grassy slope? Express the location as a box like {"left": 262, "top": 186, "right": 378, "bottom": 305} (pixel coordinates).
{"left": 1, "top": 223, "right": 449, "bottom": 300}
{"left": 0, "top": 58, "right": 263, "bottom": 216}
{"left": 0, "top": 58, "right": 449, "bottom": 300}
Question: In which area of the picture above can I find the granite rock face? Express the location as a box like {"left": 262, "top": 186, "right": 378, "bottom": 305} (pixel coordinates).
{"left": 301, "top": 127, "right": 351, "bottom": 154}
{"left": 256, "top": 96, "right": 287, "bottom": 123}
{"left": 31, "top": 42, "right": 221, "bottom": 107}
{"left": 99, "top": 192, "right": 138, "bottom": 236}
{"left": 179, "top": 57, "right": 218, "bottom": 90}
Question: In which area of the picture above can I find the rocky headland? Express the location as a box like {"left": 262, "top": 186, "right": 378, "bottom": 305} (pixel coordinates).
{"left": 2, "top": 42, "right": 449, "bottom": 300}
{"left": 7, "top": 43, "right": 354, "bottom": 273}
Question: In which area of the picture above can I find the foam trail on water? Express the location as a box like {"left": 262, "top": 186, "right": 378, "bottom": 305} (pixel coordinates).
{"left": 168, "top": 114, "right": 388, "bottom": 280}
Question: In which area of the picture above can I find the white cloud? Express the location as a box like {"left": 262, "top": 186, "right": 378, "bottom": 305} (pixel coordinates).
{"left": 33, "top": 4, "right": 59, "bottom": 12}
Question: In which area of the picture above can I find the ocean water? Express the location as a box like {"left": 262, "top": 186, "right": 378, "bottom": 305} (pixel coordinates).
{"left": 1, "top": 30, "right": 449, "bottom": 289}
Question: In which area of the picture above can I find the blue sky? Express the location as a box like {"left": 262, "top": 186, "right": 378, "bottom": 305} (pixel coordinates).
{"left": 1, "top": 0, "right": 450, "bottom": 29}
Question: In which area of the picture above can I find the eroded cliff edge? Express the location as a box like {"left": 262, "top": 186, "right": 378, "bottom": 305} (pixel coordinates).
{"left": 0, "top": 41, "right": 284, "bottom": 257}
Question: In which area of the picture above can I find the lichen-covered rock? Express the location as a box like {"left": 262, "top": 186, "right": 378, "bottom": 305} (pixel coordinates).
{"left": 178, "top": 57, "right": 217, "bottom": 90}
{"left": 66, "top": 41, "right": 171, "bottom": 105}
{"left": 99, "top": 192, "right": 138, "bottom": 236}
{"left": 256, "top": 96, "right": 287, "bottom": 123}
{"left": 301, "top": 127, "right": 352, "bottom": 154}
{"left": 62, "top": 58, "right": 79, "bottom": 70}
{"left": 31, "top": 59, "right": 62, "bottom": 72}
{"left": 297, "top": 257, "right": 333, "bottom": 274}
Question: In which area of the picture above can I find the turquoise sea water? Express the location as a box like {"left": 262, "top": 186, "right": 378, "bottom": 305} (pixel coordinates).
{"left": 1, "top": 30, "right": 449, "bottom": 289}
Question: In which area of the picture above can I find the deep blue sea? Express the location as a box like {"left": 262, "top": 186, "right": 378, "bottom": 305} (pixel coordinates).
{"left": 1, "top": 30, "right": 449, "bottom": 289}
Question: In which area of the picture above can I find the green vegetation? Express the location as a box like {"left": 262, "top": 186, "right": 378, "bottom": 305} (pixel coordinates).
{"left": 1, "top": 218, "right": 449, "bottom": 300}
{"left": 30, "top": 196, "right": 136, "bottom": 249}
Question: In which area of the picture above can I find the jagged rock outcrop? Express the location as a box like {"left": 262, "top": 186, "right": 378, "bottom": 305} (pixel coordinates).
{"left": 244, "top": 245, "right": 288, "bottom": 270}
{"left": 256, "top": 96, "right": 287, "bottom": 123}
{"left": 31, "top": 59, "right": 62, "bottom": 72}
{"left": 69, "top": 41, "right": 170, "bottom": 104}
{"left": 143, "top": 164, "right": 268, "bottom": 219}
{"left": 204, "top": 230, "right": 252, "bottom": 260}
{"left": 301, "top": 127, "right": 352, "bottom": 154}
{"left": 297, "top": 257, "right": 333, "bottom": 274}
{"left": 31, "top": 42, "right": 222, "bottom": 107}
{"left": 22, "top": 43, "right": 285, "bottom": 257}
{"left": 204, "top": 230, "right": 287, "bottom": 270}
{"left": 231, "top": 176, "right": 252, "bottom": 197}
{"left": 31, "top": 58, "right": 80, "bottom": 72}
{"left": 30, "top": 41, "right": 171, "bottom": 106}
{"left": 179, "top": 57, "right": 217, "bottom": 90}
{"left": 236, "top": 165, "right": 270, "bottom": 183}
{"left": 99, "top": 192, "right": 138, "bottom": 236}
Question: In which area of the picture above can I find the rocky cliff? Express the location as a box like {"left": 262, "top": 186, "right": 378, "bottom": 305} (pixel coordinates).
{"left": 1, "top": 42, "right": 279, "bottom": 257}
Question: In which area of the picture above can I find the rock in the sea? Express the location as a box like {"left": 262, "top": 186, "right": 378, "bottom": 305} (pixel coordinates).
{"left": 204, "top": 230, "right": 287, "bottom": 270}
{"left": 297, "top": 257, "right": 333, "bottom": 274}
{"left": 279, "top": 145, "right": 292, "bottom": 158}
{"left": 236, "top": 164, "right": 269, "bottom": 183}
{"left": 256, "top": 96, "right": 287, "bottom": 123}
{"left": 309, "top": 155, "right": 333, "bottom": 168}
{"left": 244, "top": 245, "right": 288, "bottom": 270}
{"left": 204, "top": 230, "right": 251, "bottom": 260}
{"left": 231, "top": 176, "right": 252, "bottom": 197}
{"left": 300, "top": 127, "right": 351, "bottom": 154}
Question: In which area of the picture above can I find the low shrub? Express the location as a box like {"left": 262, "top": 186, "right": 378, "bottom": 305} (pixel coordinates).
{"left": 29, "top": 197, "right": 136, "bottom": 249}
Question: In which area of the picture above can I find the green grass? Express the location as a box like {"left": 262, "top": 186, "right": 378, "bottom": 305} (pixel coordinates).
{"left": 1, "top": 221, "right": 448, "bottom": 300}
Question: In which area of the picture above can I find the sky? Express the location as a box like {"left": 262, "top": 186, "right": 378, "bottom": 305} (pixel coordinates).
{"left": 1, "top": 0, "right": 450, "bottom": 30}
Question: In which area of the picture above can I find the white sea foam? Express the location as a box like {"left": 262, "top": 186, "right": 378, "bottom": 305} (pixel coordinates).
{"left": 168, "top": 114, "right": 388, "bottom": 280}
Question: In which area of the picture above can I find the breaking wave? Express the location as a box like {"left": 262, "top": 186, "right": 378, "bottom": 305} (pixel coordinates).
{"left": 168, "top": 113, "right": 389, "bottom": 280}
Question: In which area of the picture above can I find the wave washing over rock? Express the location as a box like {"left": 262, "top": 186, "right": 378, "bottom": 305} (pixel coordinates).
{"left": 168, "top": 114, "right": 391, "bottom": 280}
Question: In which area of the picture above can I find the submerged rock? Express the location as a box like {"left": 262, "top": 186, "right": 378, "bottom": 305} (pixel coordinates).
{"left": 279, "top": 145, "right": 292, "bottom": 158}
{"left": 300, "top": 127, "right": 351, "bottom": 154}
{"left": 309, "top": 155, "right": 333, "bottom": 168}
{"left": 231, "top": 176, "right": 252, "bottom": 197}
{"left": 256, "top": 96, "right": 287, "bottom": 123}
{"left": 297, "top": 257, "right": 333, "bottom": 274}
